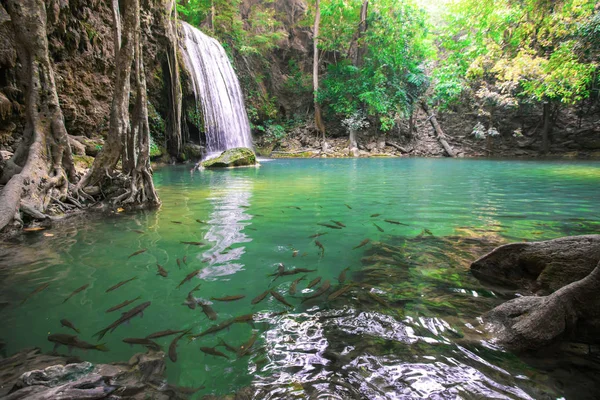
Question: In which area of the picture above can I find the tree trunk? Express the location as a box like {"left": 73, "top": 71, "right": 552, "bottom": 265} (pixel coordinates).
{"left": 0, "top": 0, "right": 76, "bottom": 232}
{"left": 164, "top": 0, "right": 183, "bottom": 158}
{"left": 420, "top": 102, "right": 456, "bottom": 157}
{"left": 313, "top": 0, "right": 325, "bottom": 139}
{"left": 354, "top": 0, "right": 368, "bottom": 67}
{"left": 542, "top": 101, "right": 550, "bottom": 154}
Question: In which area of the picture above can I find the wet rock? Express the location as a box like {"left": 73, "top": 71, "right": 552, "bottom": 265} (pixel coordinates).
{"left": 471, "top": 235, "right": 600, "bottom": 294}
{"left": 183, "top": 143, "right": 204, "bottom": 160}
{"left": 201, "top": 147, "right": 257, "bottom": 168}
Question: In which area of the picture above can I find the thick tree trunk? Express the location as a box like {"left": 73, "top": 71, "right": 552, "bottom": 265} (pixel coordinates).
{"left": 313, "top": 0, "right": 325, "bottom": 139}
{"left": 354, "top": 0, "right": 368, "bottom": 67}
{"left": 0, "top": 0, "right": 76, "bottom": 232}
{"left": 421, "top": 102, "right": 456, "bottom": 157}
{"left": 164, "top": 0, "right": 183, "bottom": 158}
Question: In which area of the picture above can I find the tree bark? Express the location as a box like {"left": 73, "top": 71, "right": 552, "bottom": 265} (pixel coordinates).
{"left": 542, "top": 101, "right": 551, "bottom": 154}
{"left": 313, "top": 0, "right": 325, "bottom": 139}
{"left": 354, "top": 0, "right": 368, "bottom": 67}
{"left": 164, "top": 0, "right": 183, "bottom": 158}
{"left": 421, "top": 102, "right": 456, "bottom": 157}
{"left": 0, "top": 0, "right": 76, "bottom": 232}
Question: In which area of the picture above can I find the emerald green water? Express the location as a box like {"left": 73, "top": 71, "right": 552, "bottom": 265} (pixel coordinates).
{"left": 1, "top": 158, "right": 600, "bottom": 398}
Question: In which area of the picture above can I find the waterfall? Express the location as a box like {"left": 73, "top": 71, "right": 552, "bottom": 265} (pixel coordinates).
{"left": 180, "top": 22, "right": 253, "bottom": 157}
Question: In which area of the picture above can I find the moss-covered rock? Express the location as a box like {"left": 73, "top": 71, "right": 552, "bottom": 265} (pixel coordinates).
{"left": 201, "top": 147, "right": 257, "bottom": 168}
{"left": 184, "top": 143, "right": 204, "bottom": 160}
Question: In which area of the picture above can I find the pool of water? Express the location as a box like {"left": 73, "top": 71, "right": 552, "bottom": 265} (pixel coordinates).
{"left": 1, "top": 158, "right": 600, "bottom": 399}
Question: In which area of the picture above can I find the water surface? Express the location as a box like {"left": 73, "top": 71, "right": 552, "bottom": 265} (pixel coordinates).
{"left": 1, "top": 158, "right": 599, "bottom": 399}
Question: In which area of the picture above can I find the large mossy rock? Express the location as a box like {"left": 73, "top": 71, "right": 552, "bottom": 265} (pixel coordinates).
{"left": 201, "top": 147, "right": 256, "bottom": 168}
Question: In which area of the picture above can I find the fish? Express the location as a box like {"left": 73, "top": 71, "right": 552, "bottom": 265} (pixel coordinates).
{"left": 270, "top": 290, "right": 293, "bottom": 307}
{"left": 218, "top": 338, "right": 239, "bottom": 353}
{"left": 384, "top": 219, "right": 409, "bottom": 226}
{"left": 308, "top": 232, "right": 328, "bottom": 238}
{"left": 146, "top": 329, "right": 184, "bottom": 339}
{"left": 286, "top": 206, "right": 301, "bottom": 210}
{"left": 181, "top": 241, "right": 205, "bottom": 246}
{"left": 338, "top": 267, "right": 350, "bottom": 283}
{"left": 123, "top": 338, "right": 161, "bottom": 351}
{"left": 307, "top": 277, "right": 322, "bottom": 289}
{"left": 196, "top": 219, "right": 206, "bottom": 224}
{"left": 60, "top": 319, "right": 80, "bottom": 333}
{"left": 106, "top": 276, "right": 138, "bottom": 293}
{"left": 190, "top": 319, "right": 234, "bottom": 339}
{"left": 200, "top": 346, "right": 229, "bottom": 359}
{"left": 315, "top": 240, "right": 325, "bottom": 256}
{"left": 156, "top": 264, "right": 168, "bottom": 277}
{"left": 48, "top": 334, "right": 108, "bottom": 352}
{"left": 94, "top": 301, "right": 151, "bottom": 340}
{"left": 317, "top": 223, "right": 342, "bottom": 230}
{"left": 345, "top": 204, "right": 352, "bottom": 209}
{"left": 281, "top": 268, "right": 316, "bottom": 277}
{"left": 62, "top": 284, "right": 89, "bottom": 303}
{"left": 177, "top": 258, "right": 182, "bottom": 269}
{"left": 171, "top": 221, "right": 182, "bottom": 224}
{"left": 233, "top": 313, "right": 254, "bottom": 324}
{"left": 301, "top": 280, "right": 331, "bottom": 303}
{"left": 183, "top": 256, "right": 188, "bottom": 265}
{"left": 370, "top": 214, "right": 381, "bottom": 217}
{"left": 331, "top": 220, "right": 346, "bottom": 227}
{"left": 189, "top": 283, "right": 202, "bottom": 294}
{"left": 353, "top": 239, "right": 370, "bottom": 250}
{"left": 23, "top": 227, "right": 45, "bottom": 232}
{"left": 373, "top": 223, "right": 384, "bottom": 232}
{"left": 292, "top": 250, "right": 298, "bottom": 257}
{"left": 183, "top": 292, "right": 198, "bottom": 310}
{"left": 328, "top": 284, "right": 354, "bottom": 300}
{"left": 268, "top": 263, "right": 285, "bottom": 277}
{"left": 21, "top": 282, "right": 50, "bottom": 304}
{"left": 210, "top": 295, "right": 245, "bottom": 302}
{"left": 169, "top": 329, "right": 191, "bottom": 362}
{"left": 367, "top": 291, "right": 389, "bottom": 307}
{"left": 289, "top": 276, "right": 306, "bottom": 295}
{"left": 106, "top": 296, "right": 141, "bottom": 313}
{"left": 128, "top": 249, "right": 147, "bottom": 259}
{"left": 238, "top": 333, "right": 258, "bottom": 357}
{"left": 132, "top": 229, "right": 144, "bottom": 234}
{"left": 423, "top": 228, "right": 433, "bottom": 235}
{"left": 251, "top": 290, "right": 270, "bottom": 305}
{"left": 177, "top": 269, "right": 200, "bottom": 289}
{"left": 199, "top": 302, "right": 218, "bottom": 320}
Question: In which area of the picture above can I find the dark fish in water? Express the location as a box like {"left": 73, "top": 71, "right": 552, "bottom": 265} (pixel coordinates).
{"left": 307, "top": 277, "right": 322, "bottom": 289}
{"left": 317, "top": 223, "right": 342, "bottom": 230}
{"left": 211, "top": 295, "right": 245, "bottom": 302}
{"left": 169, "top": 329, "right": 191, "bottom": 362}
{"left": 189, "top": 283, "right": 201, "bottom": 294}
{"left": 315, "top": 240, "right": 325, "bottom": 256}
{"left": 63, "top": 284, "right": 89, "bottom": 303}
{"left": 251, "top": 290, "right": 270, "bottom": 305}
{"left": 370, "top": 214, "right": 381, "bottom": 217}
{"left": 338, "top": 267, "right": 350, "bottom": 283}
{"left": 183, "top": 256, "right": 188, "bottom": 265}
{"left": 132, "top": 229, "right": 145, "bottom": 234}
{"left": 171, "top": 221, "right": 182, "bottom": 224}
{"left": 177, "top": 269, "right": 200, "bottom": 289}
{"left": 94, "top": 301, "right": 151, "bottom": 340}
{"left": 373, "top": 223, "right": 384, "bottom": 232}
{"left": 328, "top": 284, "right": 354, "bottom": 300}
{"left": 106, "top": 296, "right": 141, "bottom": 313}
{"left": 21, "top": 282, "right": 50, "bottom": 305}
{"left": 292, "top": 250, "right": 298, "bottom": 257}
{"left": 233, "top": 313, "right": 254, "bottom": 324}
{"left": 177, "top": 258, "right": 182, "bottom": 269}
{"left": 128, "top": 249, "right": 147, "bottom": 259}
{"left": 199, "top": 302, "right": 218, "bottom": 320}
{"left": 345, "top": 204, "right": 352, "bottom": 209}
{"left": 423, "top": 228, "right": 433, "bottom": 235}
{"left": 238, "top": 333, "right": 258, "bottom": 357}
{"left": 308, "top": 232, "right": 328, "bottom": 238}
{"left": 281, "top": 268, "right": 316, "bottom": 277}
{"left": 60, "top": 319, "right": 80, "bottom": 333}
{"left": 301, "top": 280, "right": 331, "bottom": 303}
{"left": 48, "top": 334, "right": 108, "bottom": 352}
{"left": 270, "top": 290, "right": 293, "bottom": 307}
{"left": 331, "top": 220, "right": 346, "bottom": 227}
{"left": 181, "top": 241, "right": 205, "bottom": 246}
{"left": 146, "top": 329, "right": 184, "bottom": 339}
{"left": 268, "top": 263, "right": 285, "bottom": 276}
{"left": 218, "top": 338, "right": 239, "bottom": 353}
{"left": 123, "top": 337, "right": 161, "bottom": 351}
{"left": 183, "top": 292, "right": 198, "bottom": 310}
{"left": 156, "top": 264, "right": 168, "bottom": 277}
{"left": 200, "top": 346, "right": 229, "bottom": 359}
{"left": 285, "top": 206, "right": 301, "bottom": 210}
{"left": 196, "top": 219, "right": 207, "bottom": 224}
{"left": 367, "top": 291, "right": 389, "bottom": 307}
{"left": 289, "top": 276, "right": 306, "bottom": 295}
{"left": 106, "top": 276, "right": 137, "bottom": 293}
{"left": 191, "top": 319, "right": 234, "bottom": 339}
{"left": 384, "top": 219, "right": 408, "bottom": 226}
{"left": 353, "top": 239, "right": 370, "bottom": 250}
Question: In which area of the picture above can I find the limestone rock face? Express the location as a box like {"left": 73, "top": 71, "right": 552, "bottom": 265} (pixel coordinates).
{"left": 201, "top": 147, "right": 257, "bottom": 168}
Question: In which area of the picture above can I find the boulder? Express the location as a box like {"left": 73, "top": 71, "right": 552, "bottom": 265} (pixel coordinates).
{"left": 201, "top": 147, "right": 257, "bottom": 168}
{"left": 183, "top": 143, "right": 204, "bottom": 160}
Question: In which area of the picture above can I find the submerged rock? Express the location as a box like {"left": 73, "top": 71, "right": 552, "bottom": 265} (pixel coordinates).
{"left": 201, "top": 147, "right": 257, "bottom": 168}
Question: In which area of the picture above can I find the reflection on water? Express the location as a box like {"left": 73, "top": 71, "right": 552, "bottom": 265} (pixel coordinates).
{"left": 199, "top": 174, "right": 253, "bottom": 280}
{"left": 0, "top": 159, "right": 599, "bottom": 399}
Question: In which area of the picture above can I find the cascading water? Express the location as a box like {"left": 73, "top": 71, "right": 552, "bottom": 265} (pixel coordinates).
{"left": 180, "top": 22, "right": 253, "bottom": 157}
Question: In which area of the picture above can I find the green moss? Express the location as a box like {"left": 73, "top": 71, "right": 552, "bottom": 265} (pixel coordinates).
{"left": 73, "top": 155, "right": 94, "bottom": 169}
{"left": 201, "top": 147, "right": 256, "bottom": 168}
